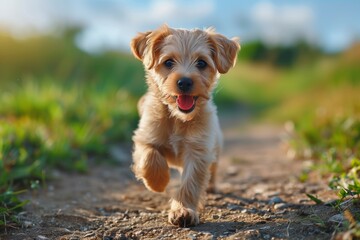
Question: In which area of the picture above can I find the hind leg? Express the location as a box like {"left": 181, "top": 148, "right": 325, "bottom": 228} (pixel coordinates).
{"left": 207, "top": 162, "right": 217, "bottom": 193}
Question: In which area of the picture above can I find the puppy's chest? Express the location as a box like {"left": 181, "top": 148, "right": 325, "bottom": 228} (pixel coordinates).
{"left": 166, "top": 125, "right": 204, "bottom": 156}
{"left": 168, "top": 133, "right": 184, "bottom": 156}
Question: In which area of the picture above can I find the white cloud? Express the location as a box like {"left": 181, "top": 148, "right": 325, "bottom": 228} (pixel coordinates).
{"left": 249, "top": 1, "right": 316, "bottom": 46}
{"left": 0, "top": 0, "right": 57, "bottom": 36}
{"left": 78, "top": 0, "right": 215, "bottom": 52}
{"left": 142, "top": 0, "right": 214, "bottom": 25}
{"left": 0, "top": 0, "right": 215, "bottom": 52}
{"left": 1, "top": 0, "right": 359, "bottom": 53}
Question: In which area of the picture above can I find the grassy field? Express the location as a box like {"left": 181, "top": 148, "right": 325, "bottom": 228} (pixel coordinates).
{"left": 0, "top": 30, "right": 144, "bottom": 226}
{"left": 0, "top": 30, "right": 359, "bottom": 230}
{"left": 222, "top": 43, "right": 360, "bottom": 206}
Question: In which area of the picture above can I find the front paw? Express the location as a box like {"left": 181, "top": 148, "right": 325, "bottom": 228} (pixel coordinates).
{"left": 132, "top": 147, "right": 170, "bottom": 192}
{"left": 168, "top": 207, "right": 199, "bottom": 227}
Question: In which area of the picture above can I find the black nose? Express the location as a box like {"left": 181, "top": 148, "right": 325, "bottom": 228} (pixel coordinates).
{"left": 177, "top": 77, "right": 193, "bottom": 93}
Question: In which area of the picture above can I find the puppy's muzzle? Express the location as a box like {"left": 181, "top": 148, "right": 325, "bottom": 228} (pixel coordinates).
{"left": 177, "top": 77, "right": 193, "bottom": 93}
{"left": 175, "top": 77, "right": 197, "bottom": 114}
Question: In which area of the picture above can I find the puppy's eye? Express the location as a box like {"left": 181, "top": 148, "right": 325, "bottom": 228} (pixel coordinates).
{"left": 164, "top": 59, "right": 175, "bottom": 69}
{"left": 196, "top": 59, "right": 207, "bottom": 69}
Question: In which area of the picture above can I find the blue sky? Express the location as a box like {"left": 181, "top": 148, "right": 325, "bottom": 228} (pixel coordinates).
{"left": 0, "top": 0, "right": 359, "bottom": 53}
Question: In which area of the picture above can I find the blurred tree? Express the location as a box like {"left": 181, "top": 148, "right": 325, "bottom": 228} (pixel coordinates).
{"left": 239, "top": 40, "right": 322, "bottom": 67}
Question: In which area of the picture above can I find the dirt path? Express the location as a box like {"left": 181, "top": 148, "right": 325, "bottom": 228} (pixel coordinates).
{"left": 2, "top": 112, "right": 343, "bottom": 240}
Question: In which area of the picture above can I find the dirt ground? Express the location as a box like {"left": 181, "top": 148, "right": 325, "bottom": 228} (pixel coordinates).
{"left": 1, "top": 111, "right": 352, "bottom": 240}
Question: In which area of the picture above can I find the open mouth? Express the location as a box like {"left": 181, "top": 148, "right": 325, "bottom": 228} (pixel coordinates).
{"left": 175, "top": 95, "right": 198, "bottom": 113}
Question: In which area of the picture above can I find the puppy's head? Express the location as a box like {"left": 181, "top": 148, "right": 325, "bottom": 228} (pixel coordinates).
{"left": 131, "top": 25, "right": 240, "bottom": 121}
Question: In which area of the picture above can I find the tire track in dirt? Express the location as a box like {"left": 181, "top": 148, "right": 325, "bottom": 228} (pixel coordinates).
{"left": 2, "top": 112, "right": 341, "bottom": 240}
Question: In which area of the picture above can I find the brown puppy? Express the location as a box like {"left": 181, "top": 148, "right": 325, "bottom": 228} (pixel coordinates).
{"left": 130, "top": 25, "right": 240, "bottom": 227}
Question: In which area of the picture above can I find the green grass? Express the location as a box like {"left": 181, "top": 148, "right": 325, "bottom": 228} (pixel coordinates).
{"left": 0, "top": 189, "right": 29, "bottom": 228}
{"left": 0, "top": 30, "right": 147, "bottom": 228}
{"left": 0, "top": 78, "right": 139, "bottom": 227}
{"left": 281, "top": 48, "right": 360, "bottom": 203}
{"left": 261, "top": 43, "right": 360, "bottom": 237}
{"left": 1, "top": 79, "right": 139, "bottom": 171}
{"left": 219, "top": 42, "right": 360, "bottom": 211}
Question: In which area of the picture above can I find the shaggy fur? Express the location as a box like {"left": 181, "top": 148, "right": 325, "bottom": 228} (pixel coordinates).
{"left": 131, "top": 25, "right": 240, "bottom": 227}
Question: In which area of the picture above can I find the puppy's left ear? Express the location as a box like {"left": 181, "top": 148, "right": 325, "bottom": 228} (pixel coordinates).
{"left": 209, "top": 33, "right": 240, "bottom": 74}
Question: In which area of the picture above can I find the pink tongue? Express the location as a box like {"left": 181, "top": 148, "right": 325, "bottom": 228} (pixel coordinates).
{"left": 177, "top": 95, "right": 195, "bottom": 111}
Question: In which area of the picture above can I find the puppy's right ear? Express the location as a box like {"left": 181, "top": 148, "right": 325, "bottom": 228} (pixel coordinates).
{"left": 130, "top": 31, "right": 152, "bottom": 62}
{"left": 131, "top": 25, "right": 171, "bottom": 69}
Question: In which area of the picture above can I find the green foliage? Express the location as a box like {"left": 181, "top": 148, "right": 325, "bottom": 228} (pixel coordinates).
{"left": 292, "top": 117, "right": 360, "bottom": 199}
{"left": 329, "top": 158, "right": 360, "bottom": 200}
{"left": 0, "top": 29, "right": 146, "bottom": 97}
{"left": 0, "top": 189, "right": 29, "bottom": 228}
{"left": 260, "top": 43, "right": 360, "bottom": 236}
{"left": 239, "top": 40, "right": 321, "bottom": 67}
{"left": 0, "top": 80, "right": 139, "bottom": 227}
{"left": 0, "top": 79, "right": 138, "bottom": 179}
{"left": 0, "top": 121, "right": 46, "bottom": 187}
{"left": 306, "top": 193, "right": 325, "bottom": 205}
{"left": 296, "top": 118, "right": 360, "bottom": 162}
{"left": 0, "top": 30, "right": 141, "bottom": 227}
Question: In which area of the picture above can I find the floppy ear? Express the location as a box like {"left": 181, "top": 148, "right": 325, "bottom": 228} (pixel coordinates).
{"left": 208, "top": 33, "right": 240, "bottom": 74}
{"left": 130, "top": 25, "right": 171, "bottom": 69}
{"left": 130, "top": 31, "right": 152, "bottom": 61}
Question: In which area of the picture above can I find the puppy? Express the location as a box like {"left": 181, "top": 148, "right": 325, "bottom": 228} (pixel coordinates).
{"left": 131, "top": 25, "right": 239, "bottom": 227}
